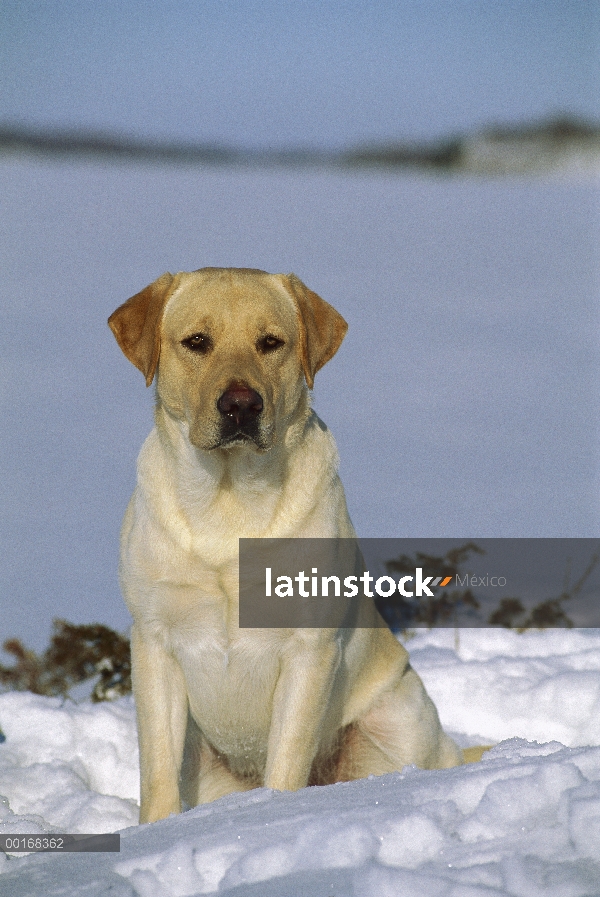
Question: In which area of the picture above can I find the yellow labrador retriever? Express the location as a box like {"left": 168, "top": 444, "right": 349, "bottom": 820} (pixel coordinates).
{"left": 109, "top": 268, "right": 462, "bottom": 824}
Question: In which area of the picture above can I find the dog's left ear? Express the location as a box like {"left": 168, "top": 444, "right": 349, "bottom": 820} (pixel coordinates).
{"left": 108, "top": 272, "right": 178, "bottom": 386}
{"left": 282, "top": 274, "right": 348, "bottom": 389}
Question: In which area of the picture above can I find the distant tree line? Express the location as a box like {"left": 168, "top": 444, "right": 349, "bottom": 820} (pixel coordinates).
{"left": 1, "top": 115, "right": 597, "bottom": 171}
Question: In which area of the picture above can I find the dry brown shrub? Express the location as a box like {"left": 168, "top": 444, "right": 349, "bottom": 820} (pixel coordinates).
{"left": 0, "top": 620, "right": 131, "bottom": 702}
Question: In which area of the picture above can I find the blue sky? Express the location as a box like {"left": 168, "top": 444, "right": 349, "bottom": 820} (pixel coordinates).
{"left": 1, "top": 0, "right": 598, "bottom": 148}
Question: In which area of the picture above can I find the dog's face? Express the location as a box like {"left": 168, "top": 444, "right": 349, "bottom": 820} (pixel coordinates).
{"left": 159, "top": 270, "right": 306, "bottom": 451}
{"left": 109, "top": 268, "right": 348, "bottom": 453}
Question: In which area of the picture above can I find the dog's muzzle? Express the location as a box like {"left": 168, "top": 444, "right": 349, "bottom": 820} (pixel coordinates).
{"left": 217, "top": 383, "right": 264, "bottom": 445}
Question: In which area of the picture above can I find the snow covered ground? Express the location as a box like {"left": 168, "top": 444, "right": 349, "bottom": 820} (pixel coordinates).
{"left": 2, "top": 628, "right": 600, "bottom": 896}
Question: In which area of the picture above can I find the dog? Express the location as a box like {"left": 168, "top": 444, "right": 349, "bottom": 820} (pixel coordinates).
{"left": 108, "top": 267, "right": 463, "bottom": 824}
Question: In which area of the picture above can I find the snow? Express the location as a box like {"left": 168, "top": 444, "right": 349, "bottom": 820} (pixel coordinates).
{"left": 2, "top": 629, "right": 600, "bottom": 895}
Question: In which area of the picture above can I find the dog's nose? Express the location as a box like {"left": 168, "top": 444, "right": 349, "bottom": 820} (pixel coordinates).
{"left": 217, "top": 384, "right": 263, "bottom": 428}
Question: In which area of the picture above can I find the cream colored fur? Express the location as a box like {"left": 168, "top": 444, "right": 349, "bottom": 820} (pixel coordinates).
{"left": 108, "top": 267, "right": 462, "bottom": 824}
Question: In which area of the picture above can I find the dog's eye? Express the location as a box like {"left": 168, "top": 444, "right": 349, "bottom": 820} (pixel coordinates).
{"left": 259, "top": 335, "right": 285, "bottom": 353}
{"left": 182, "top": 333, "right": 212, "bottom": 354}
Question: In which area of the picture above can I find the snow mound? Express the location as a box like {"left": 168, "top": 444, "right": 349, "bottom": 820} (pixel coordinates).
{"left": 0, "top": 691, "right": 139, "bottom": 837}
{"left": 1, "top": 629, "right": 600, "bottom": 895}
{"left": 1, "top": 744, "right": 600, "bottom": 896}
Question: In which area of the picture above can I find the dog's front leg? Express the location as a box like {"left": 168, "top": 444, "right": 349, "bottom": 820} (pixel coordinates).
{"left": 264, "top": 632, "right": 341, "bottom": 791}
{"left": 130, "top": 624, "right": 189, "bottom": 823}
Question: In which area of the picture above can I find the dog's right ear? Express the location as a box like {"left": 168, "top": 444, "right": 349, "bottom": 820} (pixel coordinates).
{"left": 108, "top": 272, "right": 177, "bottom": 386}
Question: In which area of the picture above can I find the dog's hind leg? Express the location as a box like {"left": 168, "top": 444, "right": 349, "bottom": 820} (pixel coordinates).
{"left": 335, "top": 666, "right": 463, "bottom": 781}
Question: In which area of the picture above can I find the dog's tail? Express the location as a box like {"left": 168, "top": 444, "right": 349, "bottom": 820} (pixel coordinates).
{"left": 463, "top": 745, "right": 494, "bottom": 764}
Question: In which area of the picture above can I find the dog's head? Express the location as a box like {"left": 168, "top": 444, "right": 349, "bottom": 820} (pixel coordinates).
{"left": 108, "top": 268, "right": 347, "bottom": 452}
